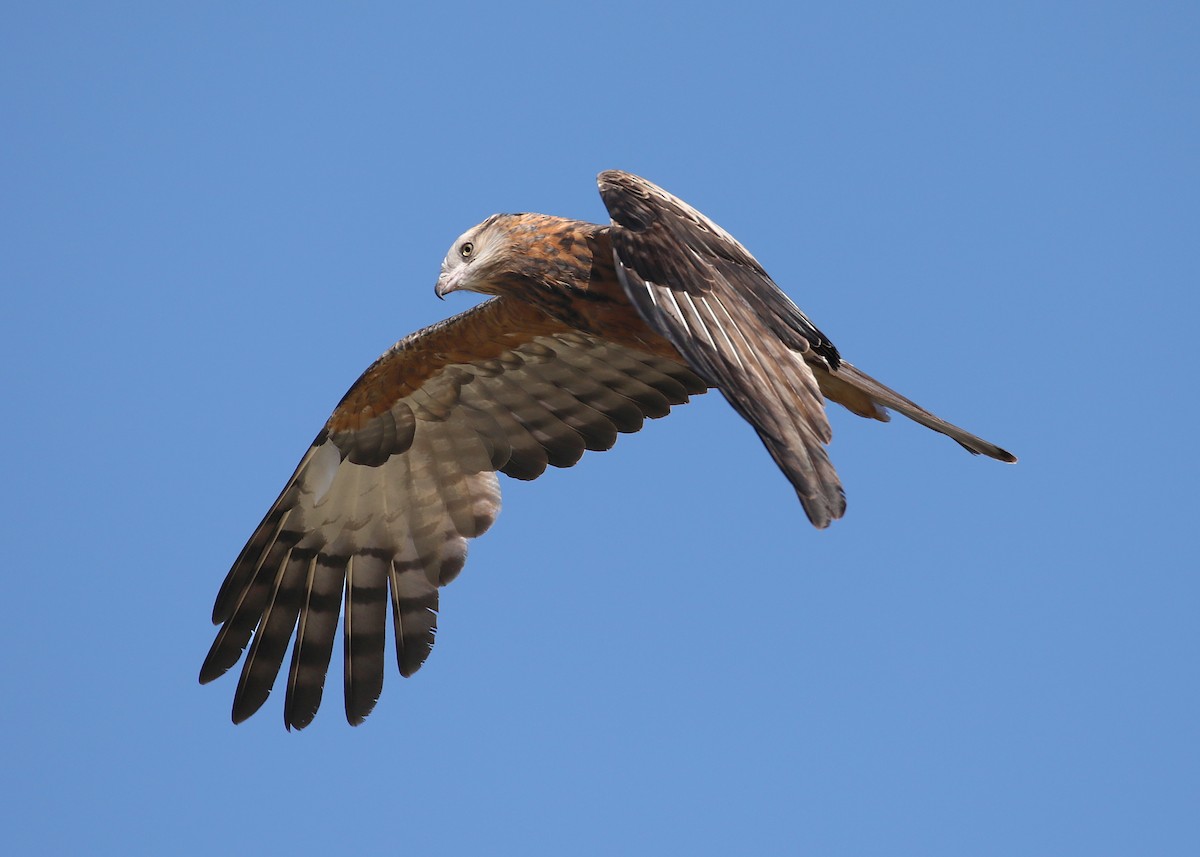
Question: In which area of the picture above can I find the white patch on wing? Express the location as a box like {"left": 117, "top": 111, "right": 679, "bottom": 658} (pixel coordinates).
{"left": 304, "top": 441, "right": 341, "bottom": 507}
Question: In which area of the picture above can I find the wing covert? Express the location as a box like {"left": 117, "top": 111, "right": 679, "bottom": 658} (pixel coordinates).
{"left": 598, "top": 170, "right": 847, "bottom": 527}
{"left": 201, "top": 296, "right": 707, "bottom": 728}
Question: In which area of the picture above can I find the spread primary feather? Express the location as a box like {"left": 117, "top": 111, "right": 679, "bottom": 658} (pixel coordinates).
{"left": 201, "top": 170, "right": 1015, "bottom": 728}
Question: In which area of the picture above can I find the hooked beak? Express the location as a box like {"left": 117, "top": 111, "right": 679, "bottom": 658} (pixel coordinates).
{"left": 434, "top": 270, "right": 459, "bottom": 300}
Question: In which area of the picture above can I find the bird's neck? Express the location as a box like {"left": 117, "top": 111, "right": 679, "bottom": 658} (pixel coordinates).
{"left": 490, "top": 218, "right": 616, "bottom": 304}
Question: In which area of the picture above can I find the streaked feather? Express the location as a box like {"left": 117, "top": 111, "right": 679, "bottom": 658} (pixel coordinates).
{"left": 202, "top": 169, "right": 1014, "bottom": 728}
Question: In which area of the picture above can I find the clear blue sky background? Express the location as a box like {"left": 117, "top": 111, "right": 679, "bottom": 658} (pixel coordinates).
{"left": 3, "top": 3, "right": 1196, "bottom": 855}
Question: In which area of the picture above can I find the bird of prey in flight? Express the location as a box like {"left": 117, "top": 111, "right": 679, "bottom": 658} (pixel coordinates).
{"left": 201, "top": 170, "right": 1016, "bottom": 729}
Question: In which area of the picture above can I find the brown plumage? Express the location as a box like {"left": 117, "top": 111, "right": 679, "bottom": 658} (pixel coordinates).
{"left": 201, "top": 170, "right": 1016, "bottom": 728}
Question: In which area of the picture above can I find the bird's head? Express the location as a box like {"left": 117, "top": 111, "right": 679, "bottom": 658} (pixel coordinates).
{"left": 435, "top": 213, "right": 592, "bottom": 300}
{"left": 435, "top": 214, "right": 511, "bottom": 299}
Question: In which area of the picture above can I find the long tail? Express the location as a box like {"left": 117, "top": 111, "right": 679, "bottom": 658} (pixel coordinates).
{"left": 814, "top": 361, "right": 1017, "bottom": 463}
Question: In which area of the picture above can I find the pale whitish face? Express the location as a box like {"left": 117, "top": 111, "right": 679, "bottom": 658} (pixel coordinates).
{"left": 435, "top": 215, "right": 510, "bottom": 298}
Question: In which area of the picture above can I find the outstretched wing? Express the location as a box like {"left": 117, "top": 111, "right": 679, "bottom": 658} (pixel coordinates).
{"left": 201, "top": 296, "right": 706, "bottom": 728}
{"left": 598, "top": 170, "right": 847, "bottom": 528}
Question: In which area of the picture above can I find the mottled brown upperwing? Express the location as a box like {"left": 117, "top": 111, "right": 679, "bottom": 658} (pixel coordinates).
{"left": 204, "top": 169, "right": 1017, "bottom": 729}
{"left": 597, "top": 170, "right": 840, "bottom": 366}
{"left": 202, "top": 290, "right": 710, "bottom": 728}
{"left": 329, "top": 298, "right": 574, "bottom": 434}
{"left": 330, "top": 274, "right": 686, "bottom": 437}
{"left": 598, "top": 170, "right": 847, "bottom": 527}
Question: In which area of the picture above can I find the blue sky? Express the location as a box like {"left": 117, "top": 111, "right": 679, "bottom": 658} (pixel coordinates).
{"left": 3, "top": 3, "right": 1196, "bottom": 854}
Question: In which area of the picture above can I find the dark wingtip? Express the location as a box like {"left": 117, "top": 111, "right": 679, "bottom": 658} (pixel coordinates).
{"left": 596, "top": 169, "right": 625, "bottom": 187}
{"left": 231, "top": 686, "right": 270, "bottom": 725}
{"left": 285, "top": 711, "right": 313, "bottom": 732}
{"left": 597, "top": 169, "right": 648, "bottom": 197}
{"left": 957, "top": 439, "right": 1018, "bottom": 463}
{"left": 796, "top": 487, "right": 847, "bottom": 530}
{"left": 199, "top": 640, "right": 234, "bottom": 685}
{"left": 231, "top": 701, "right": 256, "bottom": 725}
{"left": 198, "top": 663, "right": 220, "bottom": 685}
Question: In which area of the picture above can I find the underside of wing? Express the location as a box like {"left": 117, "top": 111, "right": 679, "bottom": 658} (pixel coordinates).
{"left": 598, "top": 170, "right": 846, "bottom": 527}
{"left": 200, "top": 296, "right": 707, "bottom": 728}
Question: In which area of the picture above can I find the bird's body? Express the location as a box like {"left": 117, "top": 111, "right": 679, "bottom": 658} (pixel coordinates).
{"left": 202, "top": 170, "right": 1015, "bottom": 728}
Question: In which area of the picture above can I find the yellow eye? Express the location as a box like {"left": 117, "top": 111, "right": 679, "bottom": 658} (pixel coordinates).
{"left": 459, "top": 242, "right": 474, "bottom": 258}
